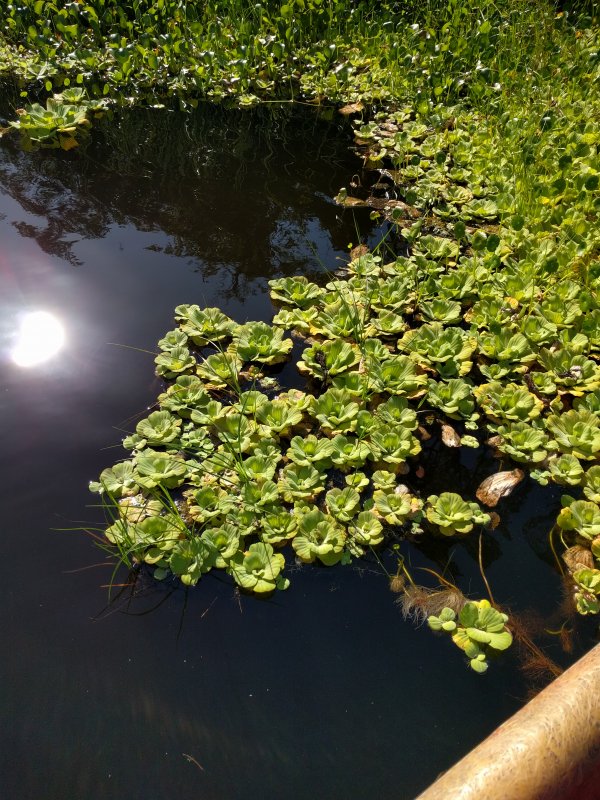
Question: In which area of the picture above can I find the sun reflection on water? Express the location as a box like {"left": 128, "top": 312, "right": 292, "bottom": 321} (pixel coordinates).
{"left": 11, "top": 311, "right": 66, "bottom": 368}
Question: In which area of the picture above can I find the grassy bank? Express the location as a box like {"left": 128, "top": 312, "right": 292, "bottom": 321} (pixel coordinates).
{"left": 0, "top": 1, "right": 596, "bottom": 113}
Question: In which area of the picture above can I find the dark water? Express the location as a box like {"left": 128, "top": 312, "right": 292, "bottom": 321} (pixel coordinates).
{"left": 0, "top": 106, "right": 595, "bottom": 800}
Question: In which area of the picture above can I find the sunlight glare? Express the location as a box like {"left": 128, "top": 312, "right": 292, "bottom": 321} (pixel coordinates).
{"left": 11, "top": 311, "right": 66, "bottom": 368}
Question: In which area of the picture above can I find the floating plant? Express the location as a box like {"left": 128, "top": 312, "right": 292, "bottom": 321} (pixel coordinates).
{"left": 90, "top": 210, "right": 600, "bottom": 662}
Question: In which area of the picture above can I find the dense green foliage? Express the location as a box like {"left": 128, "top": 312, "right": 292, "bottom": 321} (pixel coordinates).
{"left": 0, "top": 1, "right": 598, "bottom": 115}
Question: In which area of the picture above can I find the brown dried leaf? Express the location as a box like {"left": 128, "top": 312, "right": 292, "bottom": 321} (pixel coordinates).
{"left": 417, "top": 425, "right": 431, "bottom": 441}
{"left": 562, "top": 545, "right": 594, "bottom": 574}
{"left": 485, "top": 511, "right": 501, "bottom": 530}
{"left": 337, "top": 196, "right": 368, "bottom": 208}
{"left": 441, "top": 423, "right": 461, "bottom": 448}
{"left": 415, "top": 466, "right": 425, "bottom": 479}
{"left": 339, "top": 102, "right": 364, "bottom": 115}
{"left": 476, "top": 468, "right": 525, "bottom": 507}
{"left": 350, "top": 244, "right": 369, "bottom": 260}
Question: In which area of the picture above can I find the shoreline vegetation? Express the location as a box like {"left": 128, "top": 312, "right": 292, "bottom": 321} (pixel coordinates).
{"left": 3, "top": 1, "right": 599, "bottom": 674}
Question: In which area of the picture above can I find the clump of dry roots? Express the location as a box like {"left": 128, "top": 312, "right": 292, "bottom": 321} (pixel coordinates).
{"left": 397, "top": 583, "right": 468, "bottom": 624}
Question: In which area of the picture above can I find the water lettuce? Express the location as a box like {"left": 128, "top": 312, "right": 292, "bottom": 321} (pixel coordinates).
{"left": 234, "top": 321, "right": 293, "bottom": 364}
{"left": 325, "top": 487, "right": 360, "bottom": 523}
{"left": 425, "top": 492, "right": 490, "bottom": 535}
{"left": 557, "top": 498, "right": 600, "bottom": 541}
{"left": 155, "top": 346, "right": 196, "bottom": 379}
{"left": 545, "top": 409, "right": 600, "bottom": 461}
{"left": 292, "top": 509, "right": 347, "bottom": 566}
{"left": 174, "top": 305, "right": 237, "bottom": 346}
{"left": 298, "top": 339, "right": 360, "bottom": 380}
{"left": 134, "top": 450, "right": 187, "bottom": 490}
{"left": 429, "top": 600, "right": 512, "bottom": 673}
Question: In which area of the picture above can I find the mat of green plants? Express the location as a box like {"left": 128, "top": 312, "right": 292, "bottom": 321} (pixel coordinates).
{"left": 2, "top": 0, "right": 599, "bottom": 678}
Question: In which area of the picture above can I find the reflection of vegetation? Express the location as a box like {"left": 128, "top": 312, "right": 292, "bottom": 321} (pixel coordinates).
{"left": 0, "top": 104, "right": 381, "bottom": 288}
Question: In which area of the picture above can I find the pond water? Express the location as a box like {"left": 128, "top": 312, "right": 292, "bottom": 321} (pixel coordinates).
{"left": 1, "top": 105, "right": 595, "bottom": 800}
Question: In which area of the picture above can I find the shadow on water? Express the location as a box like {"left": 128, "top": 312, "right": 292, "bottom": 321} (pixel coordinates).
{"left": 0, "top": 104, "right": 597, "bottom": 800}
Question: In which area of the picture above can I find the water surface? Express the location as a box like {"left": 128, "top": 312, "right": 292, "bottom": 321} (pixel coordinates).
{"left": 1, "top": 106, "right": 594, "bottom": 800}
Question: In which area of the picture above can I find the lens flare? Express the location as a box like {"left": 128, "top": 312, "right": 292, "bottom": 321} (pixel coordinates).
{"left": 11, "top": 311, "right": 66, "bottom": 368}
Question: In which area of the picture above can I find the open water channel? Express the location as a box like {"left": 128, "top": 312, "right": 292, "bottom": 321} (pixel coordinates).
{"left": 1, "top": 105, "right": 595, "bottom": 799}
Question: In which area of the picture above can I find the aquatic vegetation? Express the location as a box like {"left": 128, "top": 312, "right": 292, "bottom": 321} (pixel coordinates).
{"left": 158, "top": 376, "right": 212, "bottom": 416}
{"left": 157, "top": 329, "right": 188, "bottom": 352}
{"left": 186, "top": 485, "right": 234, "bottom": 524}
{"left": 399, "top": 324, "right": 476, "bottom": 378}
{"left": 234, "top": 322, "right": 293, "bottom": 365}
{"left": 572, "top": 569, "right": 600, "bottom": 616}
{"left": 106, "top": 515, "right": 181, "bottom": 566}
{"left": 427, "top": 378, "right": 476, "bottom": 421}
{"left": 348, "top": 511, "right": 384, "bottom": 549}
{"left": 371, "top": 471, "right": 398, "bottom": 492}
{"left": 213, "top": 414, "right": 257, "bottom": 452}
{"left": 583, "top": 467, "right": 600, "bottom": 504}
{"left": 425, "top": 492, "right": 490, "bottom": 536}
{"left": 89, "top": 461, "right": 139, "bottom": 497}
{"left": 537, "top": 350, "right": 600, "bottom": 396}
{"left": 329, "top": 435, "right": 371, "bottom": 471}
{"left": 133, "top": 450, "right": 187, "bottom": 490}
{"left": 532, "top": 454, "right": 585, "bottom": 489}
{"left": 155, "top": 346, "right": 196, "bottom": 379}
{"left": 292, "top": 509, "right": 347, "bottom": 566}
{"left": 174, "top": 305, "right": 237, "bottom": 346}
{"left": 419, "top": 299, "right": 462, "bottom": 325}
{"left": 202, "top": 523, "right": 241, "bottom": 568}
{"left": 269, "top": 276, "right": 323, "bottom": 308}
{"left": 325, "top": 487, "right": 361, "bottom": 523}
{"left": 7, "top": 90, "right": 108, "bottom": 150}
{"left": 256, "top": 400, "right": 304, "bottom": 437}
{"left": 372, "top": 489, "right": 422, "bottom": 527}
{"left": 310, "top": 389, "right": 360, "bottom": 435}
{"left": 373, "top": 396, "right": 418, "bottom": 431}
{"left": 169, "top": 538, "right": 217, "bottom": 586}
{"left": 239, "top": 453, "right": 280, "bottom": 483}
{"left": 197, "top": 351, "right": 242, "bottom": 389}
{"left": 228, "top": 542, "right": 289, "bottom": 594}
{"left": 298, "top": 339, "right": 360, "bottom": 381}
{"left": 369, "top": 427, "right": 421, "bottom": 471}
{"left": 494, "top": 422, "right": 554, "bottom": 464}
{"left": 428, "top": 600, "right": 513, "bottom": 673}
{"left": 278, "top": 464, "right": 326, "bottom": 503}
{"left": 135, "top": 411, "right": 182, "bottom": 447}
{"left": 474, "top": 382, "right": 543, "bottom": 424}
{"left": 545, "top": 409, "right": 600, "bottom": 461}
{"left": 557, "top": 498, "right": 600, "bottom": 541}
{"left": 287, "top": 435, "right": 334, "bottom": 468}
{"left": 369, "top": 356, "right": 428, "bottom": 397}
{"left": 259, "top": 511, "right": 298, "bottom": 546}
